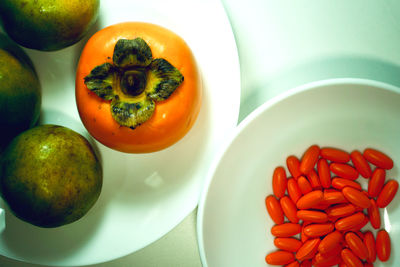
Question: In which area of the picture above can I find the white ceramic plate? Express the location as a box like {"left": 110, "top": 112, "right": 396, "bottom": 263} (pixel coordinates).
{"left": 197, "top": 78, "right": 400, "bottom": 267}
{"left": 0, "top": 0, "right": 240, "bottom": 266}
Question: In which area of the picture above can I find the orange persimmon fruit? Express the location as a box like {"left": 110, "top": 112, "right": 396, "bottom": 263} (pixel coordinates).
{"left": 75, "top": 22, "right": 202, "bottom": 153}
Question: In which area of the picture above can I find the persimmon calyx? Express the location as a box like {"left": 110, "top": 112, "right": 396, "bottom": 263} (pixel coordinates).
{"left": 83, "top": 37, "right": 184, "bottom": 129}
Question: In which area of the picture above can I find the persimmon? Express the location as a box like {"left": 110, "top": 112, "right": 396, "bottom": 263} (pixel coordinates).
{"left": 75, "top": 22, "right": 202, "bottom": 153}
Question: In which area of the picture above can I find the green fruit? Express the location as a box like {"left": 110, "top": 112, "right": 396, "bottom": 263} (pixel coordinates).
{"left": 0, "top": 0, "right": 100, "bottom": 51}
{"left": 0, "top": 32, "right": 41, "bottom": 151}
{"left": 0, "top": 124, "right": 102, "bottom": 228}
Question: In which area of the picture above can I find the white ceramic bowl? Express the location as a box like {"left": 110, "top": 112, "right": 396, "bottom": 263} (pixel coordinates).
{"left": 197, "top": 78, "right": 400, "bottom": 267}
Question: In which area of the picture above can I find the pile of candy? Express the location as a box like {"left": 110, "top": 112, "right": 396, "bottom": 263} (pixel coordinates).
{"left": 265, "top": 146, "right": 398, "bottom": 266}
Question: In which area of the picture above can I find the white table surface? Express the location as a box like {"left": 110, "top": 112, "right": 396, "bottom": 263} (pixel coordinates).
{"left": 2, "top": 0, "right": 400, "bottom": 266}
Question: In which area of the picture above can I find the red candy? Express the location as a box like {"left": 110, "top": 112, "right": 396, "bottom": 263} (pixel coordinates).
{"left": 266, "top": 145, "right": 397, "bottom": 265}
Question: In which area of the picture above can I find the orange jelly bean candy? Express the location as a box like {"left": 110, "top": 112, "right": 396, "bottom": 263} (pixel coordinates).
{"left": 287, "top": 178, "right": 302, "bottom": 204}
{"left": 296, "top": 238, "right": 320, "bottom": 261}
{"left": 271, "top": 223, "right": 301, "bottom": 237}
{"left": 296, "top": 190, "right": 323, "bottom": 209}
{"left": 286, "top": 261, "right": 299, "bottom": 267}
{"left": 286, "top": 155, "right": 302, "bottom": 179}
{"left": 296, "top": 210, "right": 328, "bottom": 223}
{"left": 318, "top": 230, "right": 343, "bottom": 255}
{"left": 350, "top": 150, "right": 372, "bottom": 178}
{"left": 330, "top": 163, "right": 359, "bottom": 180}
{"left": 335, "top": 212, "right": 366, "bottom": 231}
{"left": 265, "top": 250, "right": 295, "bottom": 265}
{"left": 331, "top": 178, "right": 362, "bottom": 190}
{"left": 280, "top": 196, "right": 299, "bottom": 223}
{"left": 274, "top": 237, "right": 302, "bottom": 252}
{"left": 342, "top": 186, "right": 371, "bottom": 209}
{"left": 345, "top": 232, "right": 368, "bottom": 260}
{"left": 317, "top": 158, "right": 331, "bottom": 188}
{"left": 376, "top": 179, "right": 399, "bottom": 208}
{"left": 297, "top": 176, "right": 312, "bottom": 195}
{"left": 323, "top": 189, "right": 347, "bottom": 205}
{"left": 367, "top": 198, "right": 381, "bottom": 229}
{"left": 300, "top": 145, "right": 320, "bottom": 175}
{"left": 303, "top": 223, "right": 334, "bottom": 237}
{"left": 320, "top": 147, "right": 350, "bottom": 163}
{"left": 368, "top": 168, "right": 386, "bottom": 198}
{"left": 376, "top": 229, "right": 391, "bottom": 262}
{"left": 272, "top": 166, "right": 287, "bottom": 198}
{"left": 363, "top": 148, "right": 394, "bottom": 170}
{"left": 326, "top": 203, "right": 356, "bottom": 219}
{"left": 265, "top": 195, "right": 284, "bottom": 224}
{"left": 341, "top": 248, "right": 363, "bottom": 267}
{"left": 363, "top": 231, "right": 376, "bottom": 263}
{"left": 306, "top": 169, "right": 321, "bottom": 189}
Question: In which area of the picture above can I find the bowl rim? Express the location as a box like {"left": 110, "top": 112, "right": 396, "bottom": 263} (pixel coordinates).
{"left": 196, "top": 77, "right": 400, "bottom": 266}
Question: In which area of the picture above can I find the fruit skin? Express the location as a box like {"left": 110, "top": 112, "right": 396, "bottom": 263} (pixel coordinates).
{"left": 0, "top": 0, "right": 99, "bottom": 51}
{"left": 0, "top": 33, "right": 41, "bottom": 151}
{"left": 0, "top": 125, "right": 102, "bottom": 228}
{"left": 76, "top": 22, "right": 202, "bottom": 153}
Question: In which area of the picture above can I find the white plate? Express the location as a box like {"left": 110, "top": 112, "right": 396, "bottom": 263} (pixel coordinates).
{"left": 0, "top": 0, "right": 240, "bottom": 265}
{"left": 197, "top": 78, "right": 400, "bottom": 267}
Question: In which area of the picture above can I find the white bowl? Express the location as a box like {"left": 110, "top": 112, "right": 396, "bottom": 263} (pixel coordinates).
{"left": 197, "top": 78, "right": 400, "bottom": 267}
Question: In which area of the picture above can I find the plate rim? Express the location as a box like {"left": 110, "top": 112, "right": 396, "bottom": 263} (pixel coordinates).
{"left": 0, "top": 0, "right": 241, "bottom": 266}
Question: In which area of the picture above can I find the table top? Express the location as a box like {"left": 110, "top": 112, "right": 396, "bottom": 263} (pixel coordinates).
{"left": 2, "top": 0, "right": 400, "bottom": 266}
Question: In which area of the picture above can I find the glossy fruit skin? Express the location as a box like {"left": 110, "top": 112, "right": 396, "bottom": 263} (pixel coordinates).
{"left": 363, "top": 231, "right": 376, "bottom": 263}
{"left": 342, "top": 186, "right": 371, "bottom": 209}
{"left": 300, "top": 145, "right": 320, "bottom": 175}
{"left": 320, "top": 147, "right": 350, "bottom": 163}
{"left": 376, "top": 179, "right": 398, "bottom": 208}
{"left": 368, "top": 168, "right": 386, "bottom": 197}
{"left": 273, "top": 166, "right": 287, "bottom": 198}
{"left": 265, "top": 195, "right": 284, "bottom": 224}
{"left": 363, "top": 148, "right": 394, "bottom": 169}
{"left": 265, "top": 250, "right": 295, "bottom": 265}
{"left": 0, "top": 125, "right": 102, "bottom": 228}
{"left": 345, "top": 232, "right": 368, "bottom": 260}
{"left": 350, "top": 150, "right": 372, "bottom": 178}
{"left": 0, "top": 33, "right": 41, "bottom": 151}
{"left": 274, "top": 237, "right": 302, "bottom": 252}
{"left": 376, "top": 229, "right": 391, "bottom": 262}
{"left": 76, "top": 22, "right": 202, "bottom": 153}
{"left": 0, "top": 0, "right": 99, "bottom": 51}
